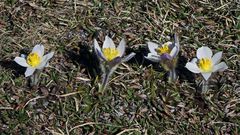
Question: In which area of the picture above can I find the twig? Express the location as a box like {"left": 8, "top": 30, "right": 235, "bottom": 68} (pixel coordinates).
{"left": 214, "top": 2, "right": 231, "bottom": 11}
{"left": 45, "top": 128, "right": 63, "bottom": 135}
{"left": 211, "top": 121, "right": 239, "bottom": 127}
{"left": 116, "top": 128, "right": 141, "bottom": 135}
{"left": 55, "top": 91, "right": 82, "bottom": 98}
{"left": 23, "top": 96, "right": 46, "bottom": 108}
{"left": 66, "top": 117, "right": 70, "bottom": 135}
{"left": 0, "top": 107, "right": 14, "bottom": 110}
{"left": 69, "top": 122, "right": 96, "bottom": 132}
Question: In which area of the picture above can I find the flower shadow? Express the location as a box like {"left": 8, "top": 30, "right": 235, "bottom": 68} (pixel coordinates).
{"left": 0, "top": 50, "right": 29, "bottom": 78}
{"left": 0, "top": 60, "right": 26, "bottom": 78}
{"left": 125, "top": 46, "right": 197, "bottom": 81}
{"left": 176, "top": 52, "right": 208, "bottom": 110}
{"left": 65, "top": 43, "right": 101, "bottom": 80}
{"left": 176, "top": 52, "right": 196, "bottom": 85}
{"left": 126, "top": 45, "right": 164, "bottom": 72}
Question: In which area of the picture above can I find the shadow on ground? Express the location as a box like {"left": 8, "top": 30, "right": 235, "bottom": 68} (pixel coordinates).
{"left": 0, "top": 60, "right": 25, "bottom": 78}
{"left": 126, "top": 45, "right": 164, "bottom": 72}
{"left": 65, "top": 42, "right": 101, "bottom": 79}
{"left": 0, "top": 49, "right": 30, "bottom": 78}
{"left": 127, "top": 46, "right": 197, "bottom": 85}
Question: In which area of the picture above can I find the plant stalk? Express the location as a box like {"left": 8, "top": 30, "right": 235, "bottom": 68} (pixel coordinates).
{"left": 99, "top": 65, "right": 117, "bottom": 93}
{"left": 30, "top": 69, "right": 41, "bottom": 87}
{"left": 168, "top": 68, "right": 176, "bottom": 82}
{"left": 201, "top": 79, "right": 209, "bottom": 93}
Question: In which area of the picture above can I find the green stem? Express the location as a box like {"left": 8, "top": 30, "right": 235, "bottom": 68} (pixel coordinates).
{"left": 201, "top": 79, "right": 209, "bottom": 93}
{"left": 30, "top": 69, "right": 41, "bottom": 87}
{"left": 99, "top": 65, "right": 118, "bottom": 94}
{"left": 168, "top": 68, "right": 176, "bottom": 82}
{"left": 100, "top": 71, "right": 110, "bottom": 93}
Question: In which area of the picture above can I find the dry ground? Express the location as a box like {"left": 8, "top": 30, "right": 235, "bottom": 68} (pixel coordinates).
{"left": 0, "top": 0, "right": 239, "bottom": 134}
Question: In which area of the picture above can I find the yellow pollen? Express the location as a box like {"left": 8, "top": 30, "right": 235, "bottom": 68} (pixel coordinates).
{"left": 198, "top": 58, "right": 213, "bottom": 72}
{"left": 102, "top": 48, "right": 120, "bottom": 61}
{"left": 27, "top": 53, "right": 41, "bottom": 67}
{"left": 156, "top": 44, "right": 171, "bottom": 55}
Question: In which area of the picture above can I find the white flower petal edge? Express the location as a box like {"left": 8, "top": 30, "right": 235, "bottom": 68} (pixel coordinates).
{"left": 32, "top": 44, "right": 44, "bottom": 57}
{"left": 122, "top": 52, "right": 136, "bottom": 63}
{"left": 165, "top": 42, "right": 173, "bottom": 48}
{"left": 25, "top": 67, "right": 36, "bottom": 77}
{"left": 20, "top": 54, "right": 26, "bottom": 58}
{"left": 201, "top": 72, "right": 212, "bottom": 81}
{"left": 147, "top": 42, "right": 158, "bottom": 55}
{"left": 94, "top": 39, "right": 106, "bottom": 61}
{"left": 185, "top": 62, "right": 201, "bottom": 73}
{"left": 103, "top": 36, "right": 115, "bottom": 49}
{"left": 197, "top": 46, "right": 213, "bottom": 59}
{"left": 190, "top": 58, "right": 198, "bottom": 63}
{"left": 213, "top": 62, "right": 228, "bottom": 72}
{"left": 170, "top": 46, "right": 178, "bottom": 58}
{"left": 174, "top": 34, "right": 180, "bottom": 48}
{"left": 145, "top": 53, "right": 161, "bottom": 62}
{"left": 117, "top": 38, "right": 126, "bottom": 57}
{"left": 171, "top": 35, "right": 180, "bottom": 58}
{"left": 14, "top": 57, "right": 29, "bottom": 67}
{"left": 212, "top": 51, "right": 222, "bottom": 65}
{"left": 37, "top": 52, "right": 54, "bottom": 69}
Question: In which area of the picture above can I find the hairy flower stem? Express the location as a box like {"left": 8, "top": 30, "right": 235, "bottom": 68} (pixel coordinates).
{"left": 201, "top": 79, "right": 209, "bottom": 93}
{"left": 168, "top": 68, "right": 176, "bottom": 82}
{"left": 30, "top": 69, "right": 41, "bottom": 87}
{"left": 99, "top": 65, "right": 118, "bottom": 94}
{"left": 100, "top": 71, "right": 111, "bottom": 93}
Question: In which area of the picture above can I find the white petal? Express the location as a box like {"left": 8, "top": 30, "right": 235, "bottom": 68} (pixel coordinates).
{"left": 122, "top": 52, "right": 136, "bottom": 62}
{"left": 185, "top": 62, "right": 201, "bottom": 73}
{"left": 32, "top": 44, "right": 44, "bottom": 57}
{"left": 25, "top": 68, "right": 35, "bottom": 77}
{"left": 147, "top": 42, "right": 158, "bottom": 54}
{"left": 191, "top": 58, "right": 198, "bottom": 63}
{"left": 103, "top": 36, "right": 115, "bottom": 48}
{"left": 20, "top": 54, "right": 26, "bottom": 58}
{"left": 36, "top": 62, "right": 47, "bottom": 70}
{"left": 213, "top": 62, "right": 228, "bottom": 72}
{"left": 170, "top": 46, "right": 178, "bottom": 58}
{"left": 165, "top": 41, "right": 173, "bottom": 47}
{"left": 212, "top": 52, "right": 222, "bottom": 65}
{"left": 197, "top": 46, "right": 213, "bottom": 59}
{"left": 201, "top": 72, "right": 212, "bottom": 81}
{"left": 117, "top": 38, "right": 126, "bottom": 57}
{"left": 14, "top": 57, "right": 29, "bottom": 67}
{"left": 145, "top": 53, "right": 161, "bottom": 62}
{"left": 37, "top": 52, "right": 54, "bottom": 69}
{"left": 45, "top": 62, "right": 49, "bottom": 67}
{"left": 94, "top": 39, "right": 106, "bottom": 61}
{"left": 168, "top": 42, "right": 175, "bottom": 50}
{"left": 44, "top": 52, "right": 54, "bottom": 61}
{"left": 174, "top": 34, "right": 180, "bottom": 48}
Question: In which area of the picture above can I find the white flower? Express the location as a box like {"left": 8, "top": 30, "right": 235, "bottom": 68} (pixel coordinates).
{"left": 145, "top": 35, "right": 180, "bottom": 62}
{"left": 145, "top": 34, "right": 180, "bottom": 72}
{"left": 94, "top": 36, "right": 135, "bottom": 65}
{"left": 14, "top": 44, "right": 54, "bottom": 77}
{"left": 185, "top": 46, "right": 228, "bottom": 81}
{"left": 94, "top": 36, "right": 136, "bottom": 92}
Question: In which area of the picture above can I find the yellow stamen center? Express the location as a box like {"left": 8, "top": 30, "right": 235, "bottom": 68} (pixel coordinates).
{"left": 102, "top": 48, "right": 120, "bottom": 61}
{"left": 156, "top": 44, "right": 171, "bottom": 55}
{"left": 27, "top": 53, "right": 41, "bottom": 67}
{"left": 198, "top": 58, "right": 213, "bottom": 72}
